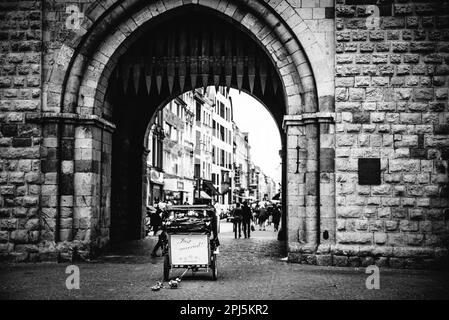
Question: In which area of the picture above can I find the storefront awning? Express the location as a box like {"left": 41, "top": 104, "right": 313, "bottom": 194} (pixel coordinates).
{"left": 202, "top": 180, "right": 220, "bottom": 196}
{"left": 199, "top": 191, "right": 212, "bottom": 200}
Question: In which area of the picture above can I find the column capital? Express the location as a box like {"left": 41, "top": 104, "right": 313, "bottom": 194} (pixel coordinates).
{"left": 282, "top": 112, "right": 335, "bottom": 131}
{"left": 26, "top": 112, "right": 116, "bottom": 132}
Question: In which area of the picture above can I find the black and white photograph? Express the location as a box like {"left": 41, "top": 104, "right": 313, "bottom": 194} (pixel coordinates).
{"left": 0, "top": 0, "right": 449, "bottom": 309}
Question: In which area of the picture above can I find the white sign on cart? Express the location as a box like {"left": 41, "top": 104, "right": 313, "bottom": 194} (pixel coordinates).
{"left": 170, "top": 234, "right": 209, "bottom": 265}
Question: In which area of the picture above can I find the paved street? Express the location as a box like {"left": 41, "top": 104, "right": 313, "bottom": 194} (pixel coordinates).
{"left": 1, "top": 221, "right": 448, "bottom": 300}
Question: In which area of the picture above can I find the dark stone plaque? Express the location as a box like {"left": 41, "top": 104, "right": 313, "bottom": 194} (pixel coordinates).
{"left": 358, "top": 158, "right": 381, "bottom": 185}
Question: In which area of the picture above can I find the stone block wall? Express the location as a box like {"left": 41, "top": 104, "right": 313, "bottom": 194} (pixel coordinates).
{"left": 0, "top": 1, "right": 43, "bottom": 262}
{"left": 287, "top": 0, "right": 336, "bottom": 107}
{"left": 0, "top": 0, "right": 98, "bottom": 262}
{"left": 332, "top": 0, "right": 449, "bottom": 268}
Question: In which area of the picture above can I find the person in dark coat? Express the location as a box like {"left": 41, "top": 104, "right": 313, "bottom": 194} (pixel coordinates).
{"left": 272, "top": 205, "right": 281, "bottom": 232}
{"left": 258, "top": 205, "right": 267, "bottom": 231}
{"left": 253, "top": 204, "right": 260, "bottom": 225}
{"left": 266, "top": 205, "right": 274, "bottom": 226}
{"left": 150, "top": 206, "right": 162, "bottom": 234}
{"left": 231, "top": 203, "right": 243, "bottom": 239}
{"left": 241, "top": 201, "right": 253, "bottom": 238}
{"left": 151, "top": 208, "right": 170, "bottom": 257}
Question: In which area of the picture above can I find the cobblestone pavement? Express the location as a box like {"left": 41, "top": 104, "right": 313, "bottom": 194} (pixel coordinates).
{"left": 1, "top": 222, "right": 449, "bottom": 300}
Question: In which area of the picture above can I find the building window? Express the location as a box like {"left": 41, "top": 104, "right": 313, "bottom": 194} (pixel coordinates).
{"left": 219, "top": 102, "right": 225, "bottom": 118}
{"left": 194, "top": 163, "right": 200, "bottom": 178}
{"left": 202, "top": 161, "right": 206, "bottom": 178}
{"left": 195, "top": 131, "right": 201, "bottom": 153}
{"left": 164, "top": 122, "right": 171, "bottom": 138}
{"left": 170, "top": 127, "right": 177, "bottom": 141}
{"left": 196, "top": 101, "right": 201, "bottom": 121}
{"left": 152, "top": 135, "right": 157, "bottom": 166}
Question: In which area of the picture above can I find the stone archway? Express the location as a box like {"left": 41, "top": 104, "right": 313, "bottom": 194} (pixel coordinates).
{"left": 104, "top": 8, "right": 291, "bottom": 242}
{"left": 45, "top": 0, "right": 333, "bottom": 259}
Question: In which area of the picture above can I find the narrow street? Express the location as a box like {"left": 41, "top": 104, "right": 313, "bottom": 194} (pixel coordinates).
{"left": 1, "top": 220, "right": 448, "bottom": 300}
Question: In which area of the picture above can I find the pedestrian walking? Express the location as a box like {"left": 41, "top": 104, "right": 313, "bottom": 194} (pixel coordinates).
{"left": 151, "top": 209, "right": 170, "bottom": 257}
{"left": 150, "top": 206, "right": 162, "bottom": 235}
{"left": 253, "top": 204, "right": 260, "bottom": 225}
{"left": 272, "top": 204, "right": 281, "bottom": 232}
{"left": 267, "top": 205, "right": 273, "bottom": 226}
{"left": 231, "top": 203, "right": 243, "bottom": 239}
{"left": 258, "top": 205, "right": 267, "bottom": 231}
{"left": 241, "top": 201, "right": 253, "bottom": 238}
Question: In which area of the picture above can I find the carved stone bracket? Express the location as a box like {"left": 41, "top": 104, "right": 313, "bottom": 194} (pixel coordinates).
{"left": 282, "top": 112, "right": 335, "bottom": 131}
{"left": 26, "top": 112, "right": 116, "bottom": 132}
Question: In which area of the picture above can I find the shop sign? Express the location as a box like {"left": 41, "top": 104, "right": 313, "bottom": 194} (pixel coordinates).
{"left": 150, "top": 169, "right": 164, "bottom": 184}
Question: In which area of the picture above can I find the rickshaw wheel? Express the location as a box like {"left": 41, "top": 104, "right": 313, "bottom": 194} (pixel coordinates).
{"left": 211, "top": 254, "right": 218, "bottom": 281}
{"left": 163, "top": 254, "right": 170, "bottom": 281}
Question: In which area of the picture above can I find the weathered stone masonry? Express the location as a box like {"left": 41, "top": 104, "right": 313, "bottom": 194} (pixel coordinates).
{"left": 0, "top": 0, "right": 448, "bottom": 268}
{"left": 0, "top": 1, "right": 43, "bottom": 261}
{"left": 328, "top": 0, "right": 449, "bottom": 268}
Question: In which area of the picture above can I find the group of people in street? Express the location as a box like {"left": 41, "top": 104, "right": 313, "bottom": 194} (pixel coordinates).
{"left": 253, "top": 203, "right": 282, "bottom": 232}
{"left": 146, "top": 200, "right": 282, "bottom": 256}
{"left": 230, "top": 201, "right": 282, "bottom": 239}
{"left": 230, "top": 202, "right": 253, "bottom": 239}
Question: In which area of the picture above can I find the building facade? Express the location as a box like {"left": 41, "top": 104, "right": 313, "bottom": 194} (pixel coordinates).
{"left": 0, "top": 0, "right": 448, "bottom": 268}
{"left": 211, "top": 87, "right": 234, "bottom": 205}
{"left": 147, "top": 86, "right": 266, "bottom": 207}
{"left": 233, "top": 124, "right": 251, "bottom": 203}
{"left": 159, "top": 97, "right": 195, "bottom": 205}
{"left": 145, "top": 109, "right": 164, "bottom": 206}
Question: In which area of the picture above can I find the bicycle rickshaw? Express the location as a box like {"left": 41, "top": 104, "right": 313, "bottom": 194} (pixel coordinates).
{"left": 162, "top": 204, "right": 219, "bottom": 281}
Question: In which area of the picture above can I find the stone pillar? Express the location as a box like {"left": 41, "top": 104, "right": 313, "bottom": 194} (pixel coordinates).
{"left": 285, "top": 124, "right": 306, "bottom": 252}
{"left": 318, "top": 119, "right": 336, "bottom": 252}
{"left": 73, "top": 125, "right": 98, "bottom": 254}
{"left": 283, "top": 113, "right": 335, "bottom": 260}
{"left": 71, "top": 116, "right": 115, "bottom": 257}
{"left": 304, "top": 120, "right": 319, "bottom": 251}
{"left": 40, "top": 122, "right": 59, "bottom": 245}
{"left": 59, "top": 122, "right": 75, "bottom": 243}
{"left": 100, "top": 129, "right": 112, "bottom": 249}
